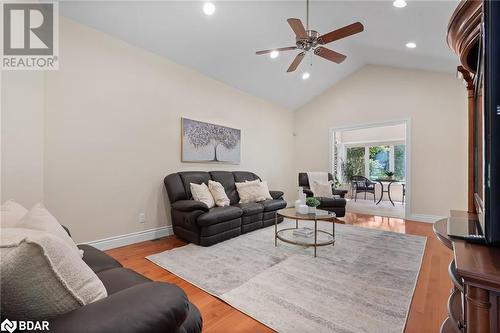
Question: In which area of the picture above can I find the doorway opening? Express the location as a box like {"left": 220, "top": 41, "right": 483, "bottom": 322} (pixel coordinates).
{"left": 330, "top": 120, "right": 410, "bottom": 219}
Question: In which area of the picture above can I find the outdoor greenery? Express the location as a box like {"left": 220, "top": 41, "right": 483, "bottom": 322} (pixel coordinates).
{"left": 343, "top": 147, "right": 365, "bottom": 183}
{"left": 342, "top": 144, "right": 405, "bottom": 183}
{"left": 305, "top": 197, "right": 321, "bottom": 208}
{"left": 394, "top": 145, "right": 405, "bottom": 181}
{"left": 369, "top": 145, "right": 390, "bottom": 180}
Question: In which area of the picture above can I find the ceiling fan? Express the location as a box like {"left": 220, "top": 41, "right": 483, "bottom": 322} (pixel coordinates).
{"left": 256, "top": 0, "right": 364, "bottom": 72}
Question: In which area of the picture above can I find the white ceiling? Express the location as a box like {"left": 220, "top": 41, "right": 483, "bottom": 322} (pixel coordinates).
{"left": 60, "top": 1, "right": 459, "bottom": 109}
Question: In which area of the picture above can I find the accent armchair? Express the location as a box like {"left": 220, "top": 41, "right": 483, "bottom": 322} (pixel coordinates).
{"left": 298, "top": 173, "right": 347, "bottom": 217}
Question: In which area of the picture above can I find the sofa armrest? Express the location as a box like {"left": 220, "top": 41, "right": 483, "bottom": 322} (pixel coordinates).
{"left": 269, "top": 190, "right": 284, "bottom": 200}
{"left": 303, "top": 189, "right": 314, "bottom": 197}
{"left": 332, "top": 189, "right": 347, "bottom": 198}
{"left": 171, "top": 200, "right": 209, "bottom": 212}
{"left": 49, "top": 282, "right": 189, "bottom": 333}
{"left": 62, "top": 225, "right": 71, "bottom": 237}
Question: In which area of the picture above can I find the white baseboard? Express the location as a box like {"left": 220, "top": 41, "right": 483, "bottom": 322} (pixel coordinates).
{"left": 406, "top": 214, "right": 445, "bottom": 224}
{"left": 85, "top": 226, "right": 173, "bottom": 251}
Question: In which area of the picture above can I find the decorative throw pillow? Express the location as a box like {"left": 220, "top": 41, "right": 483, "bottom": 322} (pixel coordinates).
{"left": 16, "top": 203, "right": 83, "bottom": 258}
{"left": 258, "top": 181, "right": 273, "bottom": 200}
{"left": 0, "top": 228, "right": 107, "bottom": 320}
{"left": 190, "top": 183, "right": 215, "bottom": 208}
{"left": 208, "top": 180, "right": 230, "bottom": 207}
{"left": 1, "top": 200, "right": 28, "bottom": 228}
{"left": 236, "top": 181, "right": 272, "bottom": 203}
{"left": 312, "top": 181, "right": 333, "bottom": 198}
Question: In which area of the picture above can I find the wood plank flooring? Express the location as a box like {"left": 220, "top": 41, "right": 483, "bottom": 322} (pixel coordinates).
{"left": 106, "top": 212, "right": 453, "bottom": 333}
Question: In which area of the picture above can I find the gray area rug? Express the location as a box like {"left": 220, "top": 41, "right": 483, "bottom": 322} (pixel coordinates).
{"left": 147, "top": 220, "right": 426, "bottom": 333}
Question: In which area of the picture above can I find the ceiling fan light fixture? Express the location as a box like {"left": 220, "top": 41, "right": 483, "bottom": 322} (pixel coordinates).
{"left": 255, "top": 0, "right": 364, "bottom": 74}
{"left": 393, "top": 0, "right": 407, "bottom": 8}
{"left": 406, "top": 41, "right": 417, "bottom": 48}
{"left": 203, "top": 2, "right": 216, "bottom": 16}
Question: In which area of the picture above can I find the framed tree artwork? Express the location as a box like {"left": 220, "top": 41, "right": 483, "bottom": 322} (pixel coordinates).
{"left": 181, "top": 118, "right": 241, "bottom": 164}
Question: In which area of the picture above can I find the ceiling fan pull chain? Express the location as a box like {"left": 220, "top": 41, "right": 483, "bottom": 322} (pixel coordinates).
{"left": 306, "top": 0, "right": 309, "bottom": 31}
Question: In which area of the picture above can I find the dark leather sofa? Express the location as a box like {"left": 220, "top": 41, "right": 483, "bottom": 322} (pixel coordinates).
{"left": 298, "top": 172, "right": 347, "bottom": 217}
{"left": 164, "top": 171, "right": 286, "bottom": 246}
{"left": 45, "top": 228, "right": 202, "bottom": 333}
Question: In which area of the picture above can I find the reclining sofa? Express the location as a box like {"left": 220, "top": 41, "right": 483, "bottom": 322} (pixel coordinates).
{"left": 4, "top": 227, "right": 203, "bottom": 333}
{"left": 164, "top": 171, "right": 286, "bottom": 246}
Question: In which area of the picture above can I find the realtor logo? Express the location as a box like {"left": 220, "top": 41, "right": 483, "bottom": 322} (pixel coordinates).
{"left": 0, "top": 319, "right": 16, "bottom": 333}
{"left": 1, "top": 2, "right": 59, "bottom": 70}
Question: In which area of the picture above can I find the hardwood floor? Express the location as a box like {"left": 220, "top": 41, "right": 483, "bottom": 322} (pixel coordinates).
{"left": 106, "top": 212, "right": 453, "bottom": 333}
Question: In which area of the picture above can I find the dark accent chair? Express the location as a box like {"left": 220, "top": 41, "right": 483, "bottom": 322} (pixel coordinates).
{"left": 43, "top": 229, "right": 202, "bottom": 333}
{"left": 351, "top": 175, "right": 376, "bottom": 202}
{"left": 164, "top": 171, "right": 286, "bottom": 246}
{"left": 298, "top": 173, "right": 347, "bottom": 217}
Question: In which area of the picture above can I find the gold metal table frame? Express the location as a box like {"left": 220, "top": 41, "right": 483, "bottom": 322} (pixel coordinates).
{"left": 275, "top": 208, "right": 336, "bottom": 257}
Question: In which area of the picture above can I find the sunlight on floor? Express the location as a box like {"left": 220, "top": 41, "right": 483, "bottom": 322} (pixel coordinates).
{"left": 346, "top": 198, "right": 405, "bottom": 219}
{"left": 340, "top": 211, "right": 407, "bottom": 234}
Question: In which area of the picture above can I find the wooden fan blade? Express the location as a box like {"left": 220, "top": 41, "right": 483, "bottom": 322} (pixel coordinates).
{"left": 318, "top": 22, "right": 364, "bottom": 45}
{"left": 287, "top": 18, "right": 307, "bottom": 39}
{"left": 287, "top": 52, "right": 305, "bottom": 72}
{"left": 255, "top": 46, "right": 297, "bottom": 55}
{"left": 314, "top": 47, "right": 347, "bottom": 64}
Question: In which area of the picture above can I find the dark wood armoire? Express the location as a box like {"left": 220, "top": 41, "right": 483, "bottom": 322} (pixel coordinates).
{"left": 435, "top": 1, "right": 500, "bottom": 332}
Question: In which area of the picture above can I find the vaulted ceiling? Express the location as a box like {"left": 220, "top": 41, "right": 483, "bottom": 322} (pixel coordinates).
{"left": 61, "top": 1, "right": 459, "bottom": 109}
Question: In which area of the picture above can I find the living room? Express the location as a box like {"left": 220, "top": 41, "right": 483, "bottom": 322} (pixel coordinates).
{"left": 2, "top": 1, "right": 499, "bottom": 333}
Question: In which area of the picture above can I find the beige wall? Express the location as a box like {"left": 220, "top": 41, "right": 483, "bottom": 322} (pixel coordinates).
{"left": 1, "top": 19, "right": 469, "bottom": 243}
{"left": 1, "top": 71, "right": 45, "bottom": 208}
{"left": 295, "top": 65, "right": 468, "bottom": 218}
{"left": 43, "top": 19, "right": 295, "bottom": 243}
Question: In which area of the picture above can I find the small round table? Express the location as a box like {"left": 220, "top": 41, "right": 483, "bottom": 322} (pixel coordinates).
{"left": 275, "top": 208, "right": 336, "bottom": 257}
{"left": 375, "top": 179, "right": 402, "bottom": 206}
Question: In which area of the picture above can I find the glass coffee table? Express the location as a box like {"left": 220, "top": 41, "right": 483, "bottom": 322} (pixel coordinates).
{"left": 275, "top": 208, "right": 336, "bottom": 257}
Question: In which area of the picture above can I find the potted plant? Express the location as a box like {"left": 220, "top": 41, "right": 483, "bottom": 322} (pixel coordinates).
{"left": 385, "top": 171, "right": 395, "bottom": 180}
{"left": 305, "top": 197, "right": 321, "bottom": 214}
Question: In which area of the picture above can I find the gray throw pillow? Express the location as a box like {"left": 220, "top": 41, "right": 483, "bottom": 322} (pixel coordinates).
{"left": 0, "top": 228, "right": 107, "bottom": 320}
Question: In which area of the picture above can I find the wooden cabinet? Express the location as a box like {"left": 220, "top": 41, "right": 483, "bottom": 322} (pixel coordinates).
{"left": 439, "top": 2, "right": 500, "bottom": 331}
{"left": 434, "top": 213, "right": 500, "bottom": 333}
{"left": 447, "top": 0, "right": 482, "bottom": 213}
{"left": 447, "top": 0, "right": 482, "bottom": 74}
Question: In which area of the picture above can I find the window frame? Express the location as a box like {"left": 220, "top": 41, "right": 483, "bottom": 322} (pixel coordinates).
{"left": 341, "top": 140, "right": 406, "bottom": 182}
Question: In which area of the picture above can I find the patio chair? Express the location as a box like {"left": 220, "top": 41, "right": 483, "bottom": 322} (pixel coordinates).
{"left": 351, "top": 175, "right": 376, "bottom": 202}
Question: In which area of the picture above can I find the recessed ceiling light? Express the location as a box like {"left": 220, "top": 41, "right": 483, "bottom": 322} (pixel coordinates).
{"left": 270, "top": 50, "right": 279, "bottom": 59}
{"left": 406, "top": 42, "right": 417, "bottom": 49}
{"left": 393, "top": 0, "right": 407, "bottom": 8}
{"left": 203, "top": 2, "right": 216, "bottom": 16}
{"left": 302, "top": 72, "right": 310, "bottom": 80}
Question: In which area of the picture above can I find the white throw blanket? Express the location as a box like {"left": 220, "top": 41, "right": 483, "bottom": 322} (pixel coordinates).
{"left": 306, "top": 172, "right": 331, "bottom": 197}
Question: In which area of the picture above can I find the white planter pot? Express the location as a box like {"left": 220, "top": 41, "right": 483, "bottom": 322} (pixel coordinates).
{"left": 297, "top": 204, "right": 308, "bottom": 214}
{"left": 308, "top": 206, "right": 316, "bottom": 214}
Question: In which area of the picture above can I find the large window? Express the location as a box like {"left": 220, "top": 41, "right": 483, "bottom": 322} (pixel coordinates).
{"left": 341, "top": 142, "right": 405, "bottom": 183}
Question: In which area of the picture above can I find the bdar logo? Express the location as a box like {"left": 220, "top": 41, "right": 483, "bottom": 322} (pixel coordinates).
{"left": 0, "top": 319, "right": 17, "bottom": 333}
